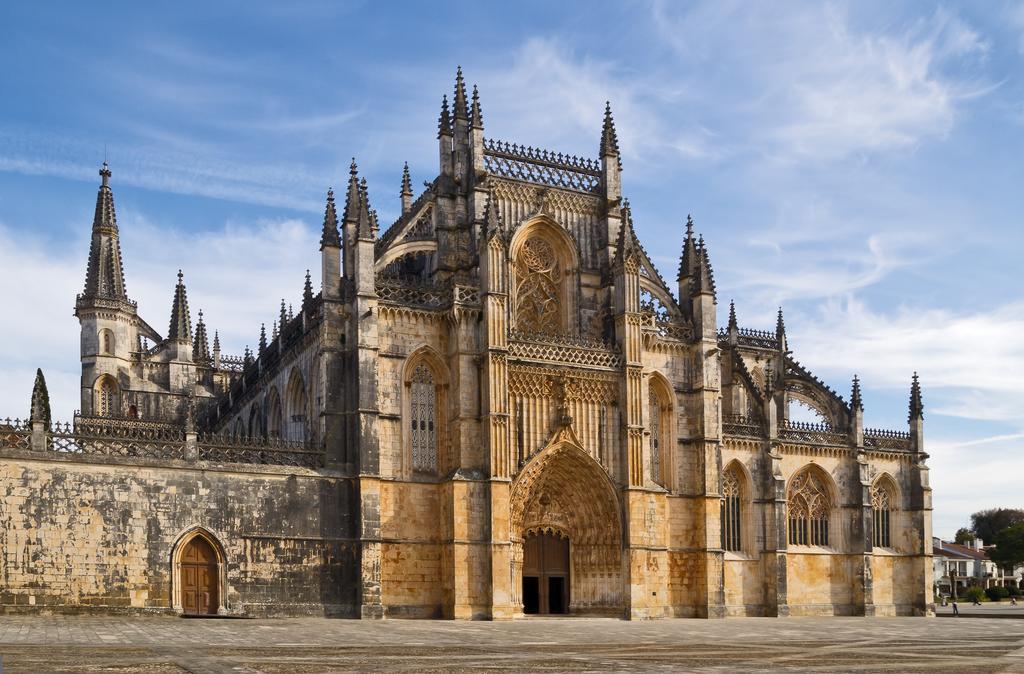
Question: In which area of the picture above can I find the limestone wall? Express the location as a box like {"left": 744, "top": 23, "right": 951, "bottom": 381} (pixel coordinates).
{"left": 0, "top": 453, "right": 356, "bottom": 616}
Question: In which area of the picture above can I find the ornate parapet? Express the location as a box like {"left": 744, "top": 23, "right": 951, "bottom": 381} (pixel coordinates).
{"left": 1, "top": 413, "right": 324, "bottom": 469}
{"left": 483, "top": 139, "right": 601, "bottom": 194}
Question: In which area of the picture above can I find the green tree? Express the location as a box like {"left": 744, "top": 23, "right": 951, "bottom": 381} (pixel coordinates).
{"left": 989, "top": 522, "right": 1024, "bottom": 572}
{"left": 954, "top": 527, "right": 975, "bottom": 545}
{"left": 970, "top": 508, "right": 1024, "bottom": 544}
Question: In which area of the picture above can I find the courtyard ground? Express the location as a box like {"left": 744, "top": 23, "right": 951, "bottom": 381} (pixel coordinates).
{"left": 1, "top": 614, "right": 1023, "bottom": 674}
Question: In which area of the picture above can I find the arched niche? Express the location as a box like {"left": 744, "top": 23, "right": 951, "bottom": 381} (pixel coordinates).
{"left": 647, "top": 371, "right": 674, "bottom": 488}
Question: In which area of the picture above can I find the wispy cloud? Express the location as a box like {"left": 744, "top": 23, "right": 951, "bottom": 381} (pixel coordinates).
{"left": 790, "top": 297, "right": 1024, "bottom": 423}
{"left": 650, "top": 2, "right": 993, "bottom": 163}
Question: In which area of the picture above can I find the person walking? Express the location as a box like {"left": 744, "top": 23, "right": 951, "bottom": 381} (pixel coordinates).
{"left": 952, "top": 600, "right": 959, "bottom": 616}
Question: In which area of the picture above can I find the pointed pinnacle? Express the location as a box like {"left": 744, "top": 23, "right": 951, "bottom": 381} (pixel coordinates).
{"left": 279, "top": 299, "right": 287, "bottom": 326}
{"left": 437, "top": 94, "right": 452, "bottom": 138}
{"left": 319, "top": 186, "right": 340, "bottom": 250}
{"left": 600, "top": 101, "right": 621, "bottom": 166}
{"left": 678, "top": 215, "right": 698, "bottom": 282}
{"left": 453, "top": 66, "right": 468, "bottom": 119}
{"left": 776, "top": 307, "right": 786, "bottom": 337}
{"left": 343, "top": 159, "right": 361, "bottom": 224}
{"left": 728, "top": 300, "right": 738, "bottom": 331}
{"left": 471, "top": 84, "right": 483, "bottom": 128}
{"left": 909, "top": 372, "right": 923, "bottom": 421}
{"left": 851, "top": 375, "right": 863, "bottom": 412}
{"left": 400, "top": 162, "right": 412, "bottom": 196}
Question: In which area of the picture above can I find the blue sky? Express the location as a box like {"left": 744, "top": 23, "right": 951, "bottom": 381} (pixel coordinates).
{"left": 1, "top": 1, "right": 1021, "bottom": 537}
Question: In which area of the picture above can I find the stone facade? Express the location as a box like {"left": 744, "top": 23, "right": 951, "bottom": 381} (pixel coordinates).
{"left": 0, "top": 69, "right": 933, "bottom": 618}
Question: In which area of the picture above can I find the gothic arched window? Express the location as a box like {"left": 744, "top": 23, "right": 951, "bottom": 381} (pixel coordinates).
{"left": 99, "top": 329, "right": 115, "bottom": 356}
{"left": 788, "top": 468, "right": 831, "bottom": 546}
{"left": 515, "top": 236, "right": 563, "bottom": 335}
{"left": 266, "top": 389, "right": 283, "bottom": 439}
{"left": 871, "top": 478, "right": 896, "bottom": 548}
{"left": 94, "top": 375, "right": 119, "bottom": 417}
{"left": 721, "top": 465, "right": 743, "bottom": 552}
{"left": 410, "top": 364, "right": 437, "bottom": 473}
{"left": 648, "top": 378, "right": 672, "bottom": 486}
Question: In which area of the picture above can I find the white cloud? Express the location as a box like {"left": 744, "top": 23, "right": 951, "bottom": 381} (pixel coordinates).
{"left": 0, "top": 214, "right": 320, "bottom": 421}
{"left": 791, "top": 297, "right": 1024, "bottom": 423}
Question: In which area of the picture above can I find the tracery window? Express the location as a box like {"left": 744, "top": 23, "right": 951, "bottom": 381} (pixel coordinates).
{"left": 721, "top": 466, "right": 742, "bottom": 552}
{"left": 788, "top": 469, "right": 831, "bottom": 546}
{"left": 871, "top": 480, "right": 894, "bottom": 548}
{"left": 515, "top": 237, "right": 562, "bottom": 334}
{"left": 95, "top": 376, "right": 119, "bottom": 417}
{"left": 410, "top": 364, "right": 437, "bottom": 473}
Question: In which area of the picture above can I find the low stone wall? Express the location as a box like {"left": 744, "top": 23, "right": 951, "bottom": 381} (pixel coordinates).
{"left": 0, "top": 449, "right": 357, "bottom": 616}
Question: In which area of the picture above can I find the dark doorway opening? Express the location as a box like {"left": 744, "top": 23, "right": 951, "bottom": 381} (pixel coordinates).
{"left": 523, "top": 576, "right": 540, "bottom": 614}
{"left": 522, "top": 531, "right": 570, "bottom": 615}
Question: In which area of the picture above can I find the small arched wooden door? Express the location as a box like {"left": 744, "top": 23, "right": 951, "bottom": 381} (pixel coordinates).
{"left": 180, "top": 537, "right": 219, "bottom": 615}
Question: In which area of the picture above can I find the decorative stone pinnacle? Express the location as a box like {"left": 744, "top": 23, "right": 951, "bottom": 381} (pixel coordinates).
{"left": 471, "top": 84, "right": 483, "bottom": 128}
{"left": 728, "top": 300, "right": 738, "bottom": 331}
{"left": 437, "top": 94, "right": 452, "bottom": 138}
{"left": 400, "top": 162, "right": 412, "bottom": 196}
{"left": 909, "top": 372, "right": 923, "bottom": 422}
{"left": 851, "top": 375, "right": 864, "bottom": 412}
{"left": 453, "top": 66, "right": 468, "bottom": 120}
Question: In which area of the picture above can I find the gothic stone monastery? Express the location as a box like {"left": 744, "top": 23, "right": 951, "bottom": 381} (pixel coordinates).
{"left": 0, "top": 70, "right": 933, "bottom": 619}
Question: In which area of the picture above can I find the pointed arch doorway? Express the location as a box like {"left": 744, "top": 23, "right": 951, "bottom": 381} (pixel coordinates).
{"left": 522, "top": 531, "right": 570, "bottom": 614}
{"left": 173, "top": 530, "right": 224, "bottom": 616}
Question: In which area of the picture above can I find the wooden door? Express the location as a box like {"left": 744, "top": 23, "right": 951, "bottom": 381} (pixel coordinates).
{"left": 180, "top": 537, "right": 218, "bottom": 615}
{"left": 522, "top": 532, "right": 569, "bottom": 614}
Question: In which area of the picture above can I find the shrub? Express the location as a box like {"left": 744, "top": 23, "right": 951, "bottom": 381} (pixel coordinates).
{"left": 965, "top": 587, "right": 986, "bottom": 603}
{"left": 1008, "top": 586, "right": 1021, "bottom": 597}
{"left": 986, "top": 586, "right": 1010, "bottom": 602}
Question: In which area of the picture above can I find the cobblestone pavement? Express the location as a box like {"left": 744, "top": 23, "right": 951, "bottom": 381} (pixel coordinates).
{"left": 1, "top": 615, "right": 1024, "bottom": 674}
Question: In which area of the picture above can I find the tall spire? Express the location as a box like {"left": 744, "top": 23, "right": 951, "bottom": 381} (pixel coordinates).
{"left": 279, "top": 299, "right": 288, "bottom": 328}
{"left": 437, "top": 94, "right": 452, "bottom": 139}
{"left": 258, "top": 323, "right": 267, "bottom": 352}
{"left": 453, "top": 66, "right": 469, "bottom": 120}
{"left": 776, "top": 307, "right": 786, "bottom": 340}
{"left": 727, "top": 300, "right": 738, "bottom": 332}
{"left": 29, "top": 368, "right": 51, "bottom": 427}
{"left": 193, "top": 309, "right": 210, "bottom": 363}
{"left": 81, "top": 162, "right": 129, "bottom": 303}
{"left": 470, "top": 84, "right": 483, "bottom": 128}
{"left": 212, "top": 330, "right": 221, "bottom": 355}
{"left": 168, "top": 270, "right": 192, "bottom": 341}
{"left": 909, "top": 372, "right": 923, "bottom": 421}
{"left": 319, "top": 187, "right": 340, "bottom": 250}
{"left": 850, "top": 375, "right": 863, "bottom": 412}
{"left": 600, "top": 101, "right": 621, "bottom": 168}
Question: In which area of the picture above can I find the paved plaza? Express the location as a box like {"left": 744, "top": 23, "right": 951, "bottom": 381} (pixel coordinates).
{"left": 1, "top": 615, "right": 1024, "bottom": 674}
